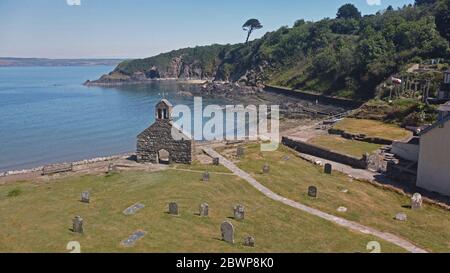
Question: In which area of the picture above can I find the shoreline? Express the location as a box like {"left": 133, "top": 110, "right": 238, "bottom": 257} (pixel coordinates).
{"left": 84, "top": 78, "right": 208, "bottom": 87}
{"left": 0, "top": 152, "right": 135, "bottom": 178}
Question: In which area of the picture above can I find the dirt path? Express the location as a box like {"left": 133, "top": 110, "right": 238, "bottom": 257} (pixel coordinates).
{"left": 202, "top": 147, "right": 428, "bottom": 253}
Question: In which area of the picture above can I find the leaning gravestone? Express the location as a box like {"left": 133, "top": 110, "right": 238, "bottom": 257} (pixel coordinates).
{"left": 81, "top": 191, "right": 90, "bottom": 203}
{"left": 221, "top": 221, "right": 235, "bottom": 244}
{"left": 202, "top": 171, "right": 210, "bottom": 182}
{"left": 395, "top": 213, "right": 408, "bottom": 222}
{"left": 324, "top": 163, "right": 333, "bottom": 174}
{"left": 236, "top": 147, "right": 245, "bottom": 157}
{"left": 411, "top": 193, "right": 423, "bottom": 210}
{"left": 121, "top": 230, "right": 147, "bottom": 247}
{"left": 213, "top": 158, "right": 220, "bottom": 166}
{"left": 123, "top": 203, "right": 145, "bottom": 216}
{"left": 169, "top": 202, "right": 179, "bottom": 215}
{"left": 234, "top": 204, "right": 245, "bottom": 221}
{"left": 244, "top": 236, "right": 255, "bottom": 247}
{"left": 199, "top": 203, "right": 209, "bottom": 217}
{"left": 308, "top": 186, "right": 318, "bottom": 198}
{"left": 337, "top": 206, "right": 348, "bottom": 213}
{"left": 262, "top": 163, "right": 270, "bottom": 174}
{"left": 72, "top": 216, "right": 84, "bottom": 234}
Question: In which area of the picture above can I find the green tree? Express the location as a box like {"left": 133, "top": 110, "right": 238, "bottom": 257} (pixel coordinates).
{"left": 243, "top": 19, "right": 263, "bottom": 44}
{"left": 336, "top": 4, "right": 362, "bottom": 19}
{"left": 436, "top": 0, "right": 450, "bottom": 42}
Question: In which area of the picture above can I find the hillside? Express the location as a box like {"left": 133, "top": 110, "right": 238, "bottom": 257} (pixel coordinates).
{"left": 90, "top": 1, "right": 450, "bottom": 100}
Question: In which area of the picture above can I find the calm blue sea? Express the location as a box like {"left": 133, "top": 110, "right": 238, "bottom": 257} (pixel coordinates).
{"left": 0, "top": 66, "right": 223, "bottom": 172}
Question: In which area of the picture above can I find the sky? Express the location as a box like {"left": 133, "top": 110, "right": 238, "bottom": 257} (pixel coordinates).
{"left": 0, "top": 0, "right": 415, "bottom": 59}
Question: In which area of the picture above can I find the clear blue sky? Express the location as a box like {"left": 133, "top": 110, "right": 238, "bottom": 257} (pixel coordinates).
{"left": 0, "top": 0, "right": 414, "bottom": 59}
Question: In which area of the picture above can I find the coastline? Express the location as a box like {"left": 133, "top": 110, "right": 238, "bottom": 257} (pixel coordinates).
{"left": 84, "top": 77, "right": 208, "bottom": 87}
{"left": 0, "top": 152, "right": 134, "bottom": 178}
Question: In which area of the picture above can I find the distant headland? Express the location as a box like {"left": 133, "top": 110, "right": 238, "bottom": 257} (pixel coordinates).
{"left": 0, "top": 57, "right": 124, "bottom": 67}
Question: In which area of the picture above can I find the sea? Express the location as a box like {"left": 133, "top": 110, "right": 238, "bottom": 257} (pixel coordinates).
{"left": 0, "top": 66, "right": 227, "bottom": 172}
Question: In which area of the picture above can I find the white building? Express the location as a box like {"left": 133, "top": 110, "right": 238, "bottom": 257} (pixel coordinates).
{"left": 416, "top": 103, "right": 450, "bottom": 196}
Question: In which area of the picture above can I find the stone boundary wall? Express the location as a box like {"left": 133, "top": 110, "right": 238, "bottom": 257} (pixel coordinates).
{"left": 328, "top": 128, "right": 393, "bottom": 145}
{"left": 282, "top": 137, "right": 368, "bottom": 169}
{"left": 0, "top": 153, "right": 134, "bottom": 178}
{"left": 264, "top": 85, "right": 363, "bottom": 109}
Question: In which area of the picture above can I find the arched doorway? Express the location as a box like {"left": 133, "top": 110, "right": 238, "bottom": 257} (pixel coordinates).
{"left": 158, "top": 149, "right": 170, "bottom": 165}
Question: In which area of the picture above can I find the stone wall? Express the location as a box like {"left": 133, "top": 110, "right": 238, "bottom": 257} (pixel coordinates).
{"left": 137, "top": 120, "right": 193, "bottom": 164}
{"left": 328, "top": 128, "right": 393, "bottom": 145}
{"left": 282, "top": 137, "right": 368, "bottom": 169}
{"left": 264, "top": 85, "right": 363, "bottom": 109}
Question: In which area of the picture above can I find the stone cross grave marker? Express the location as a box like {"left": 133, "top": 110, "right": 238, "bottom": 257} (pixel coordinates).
{"left": 234, "top": 204, "right": 245, "bottom": 221}
{"left": 81, "top": 191, "right": 90, "bottom": 203}
{"left": 411, "top": 193, "right": 423, "bottom": 210}
{"left": 221, "top": 221, "right": 235, "bottom": 244}
{"left": 199, "top": 203, "right": 209, "bottom": 217}
{"left": 123, "top": 203, "right": 145, "bottom": 216}
{"left": 308, "top": 186, "right": 318, "bottom": 198}
{"left": 72, "top": 216, "right": 84, "bottom": 234}
{"left": 169, "top": 202, "right": 179, "bottom": 215}
{"left": 121, "top": 230, "right": 147, "bottom": 247}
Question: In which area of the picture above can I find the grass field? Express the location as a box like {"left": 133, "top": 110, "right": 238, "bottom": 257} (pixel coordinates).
{"left": 230, "top": 144, "right": 450, "bottom": 253}
{"left": 308, "top": 135, "right": 382, "bottom": 157}
{"left": 333, "top": 118, "right": 411, "bottom": 141}
{"left": 0, "top": 168, "right": 404, "bottom": 253}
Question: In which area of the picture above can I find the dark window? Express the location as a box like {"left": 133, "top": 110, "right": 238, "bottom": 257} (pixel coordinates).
{"left": 158, "top": 109, "right": 162, "bottom": 119}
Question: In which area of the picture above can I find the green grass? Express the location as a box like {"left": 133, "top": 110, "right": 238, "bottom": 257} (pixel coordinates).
{"left": 308, "top": 135, "right": 382, "bottom": 157}
{"left": 231, "top": 144, "right": 450, "bottom": 253}
{"left": 333, "top": 118, "right": 411, "bottom": 141}
{"left": 0, "top": 169, "right": 405, "bottom": 253}
{"left": 173, "top": 160, "right": 232, "bottom": 174}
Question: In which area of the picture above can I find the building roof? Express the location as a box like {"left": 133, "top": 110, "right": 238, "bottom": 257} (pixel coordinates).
{"left": 438, "top": 102, "right": 450, "bottom": 112}
{"left": 420, "top": 114, "right": 450, "bottom": 136}
{"left": 158, "top": 99, "right": 173, "bottom": 107}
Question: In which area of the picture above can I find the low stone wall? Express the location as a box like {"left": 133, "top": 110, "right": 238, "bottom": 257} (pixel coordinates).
{"left": 282, "top": 137, "right": 368, "bottom": 169}
{"left": 264, "top": 85, "right": 363, "bottom": 109}
{"left": 328, "top": 128, "right": 393, "bottom": 145}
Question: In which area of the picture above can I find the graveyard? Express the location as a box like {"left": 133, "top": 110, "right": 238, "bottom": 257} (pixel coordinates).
{"left": 0, "top": 161, "right": 408, "bottom": 253}
{"left": 223, "top": 143, "right": 450, "bottom": 253}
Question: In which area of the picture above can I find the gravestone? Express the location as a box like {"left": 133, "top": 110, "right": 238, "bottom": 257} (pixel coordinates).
{"left": 199, "top": 203, "right": 209, "bottom": 217}
{"left": 262, "top": 163, "right": 270, "bottom": 174}
{"left": 324, "top": 163, "right": 333, "bottom": 174}
{"left": 123, "top": 203, "right": 145, "bottom": 216}
{"left": 169, "top": 202, "right": 179, "bottom": 215}
{"left": 81, "top": 191, "right": 90, "bottom": 203}
{"left": 308, "top": 186, "right": 318, "bottom": 198}
{"left": 337, "top": 207, "right": 348, "bottom": 213}
{"left": 220, "top": 221, "right": 235, "bottom": 244}
{"left": 234, "top": 204, "right": 245, "bottom": 221}
{"left": 72, "top": 216, "right": 84, "bottom": 234}
{"left": 202, "top": 171, "right": 210, "bottom": 182}
{"left": 282, "top": 155, "right": 290, "bottom": 161}
{"left": 244, "top": 236, "right": 255, "bottom": 247}
{"left": 236, "top": 147, "right": 245, "bottom": 157}
{"left": 411, "top": 193, "right": 423, "bottom": 210}
{"left": 213, "top": 158, "right": 220, "bottom": 166}
{"left": 395, "top": 213, "right": 408, "bottom": 222}
{"left": 121, "top": 230, "right": 147, "bottom": 247}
